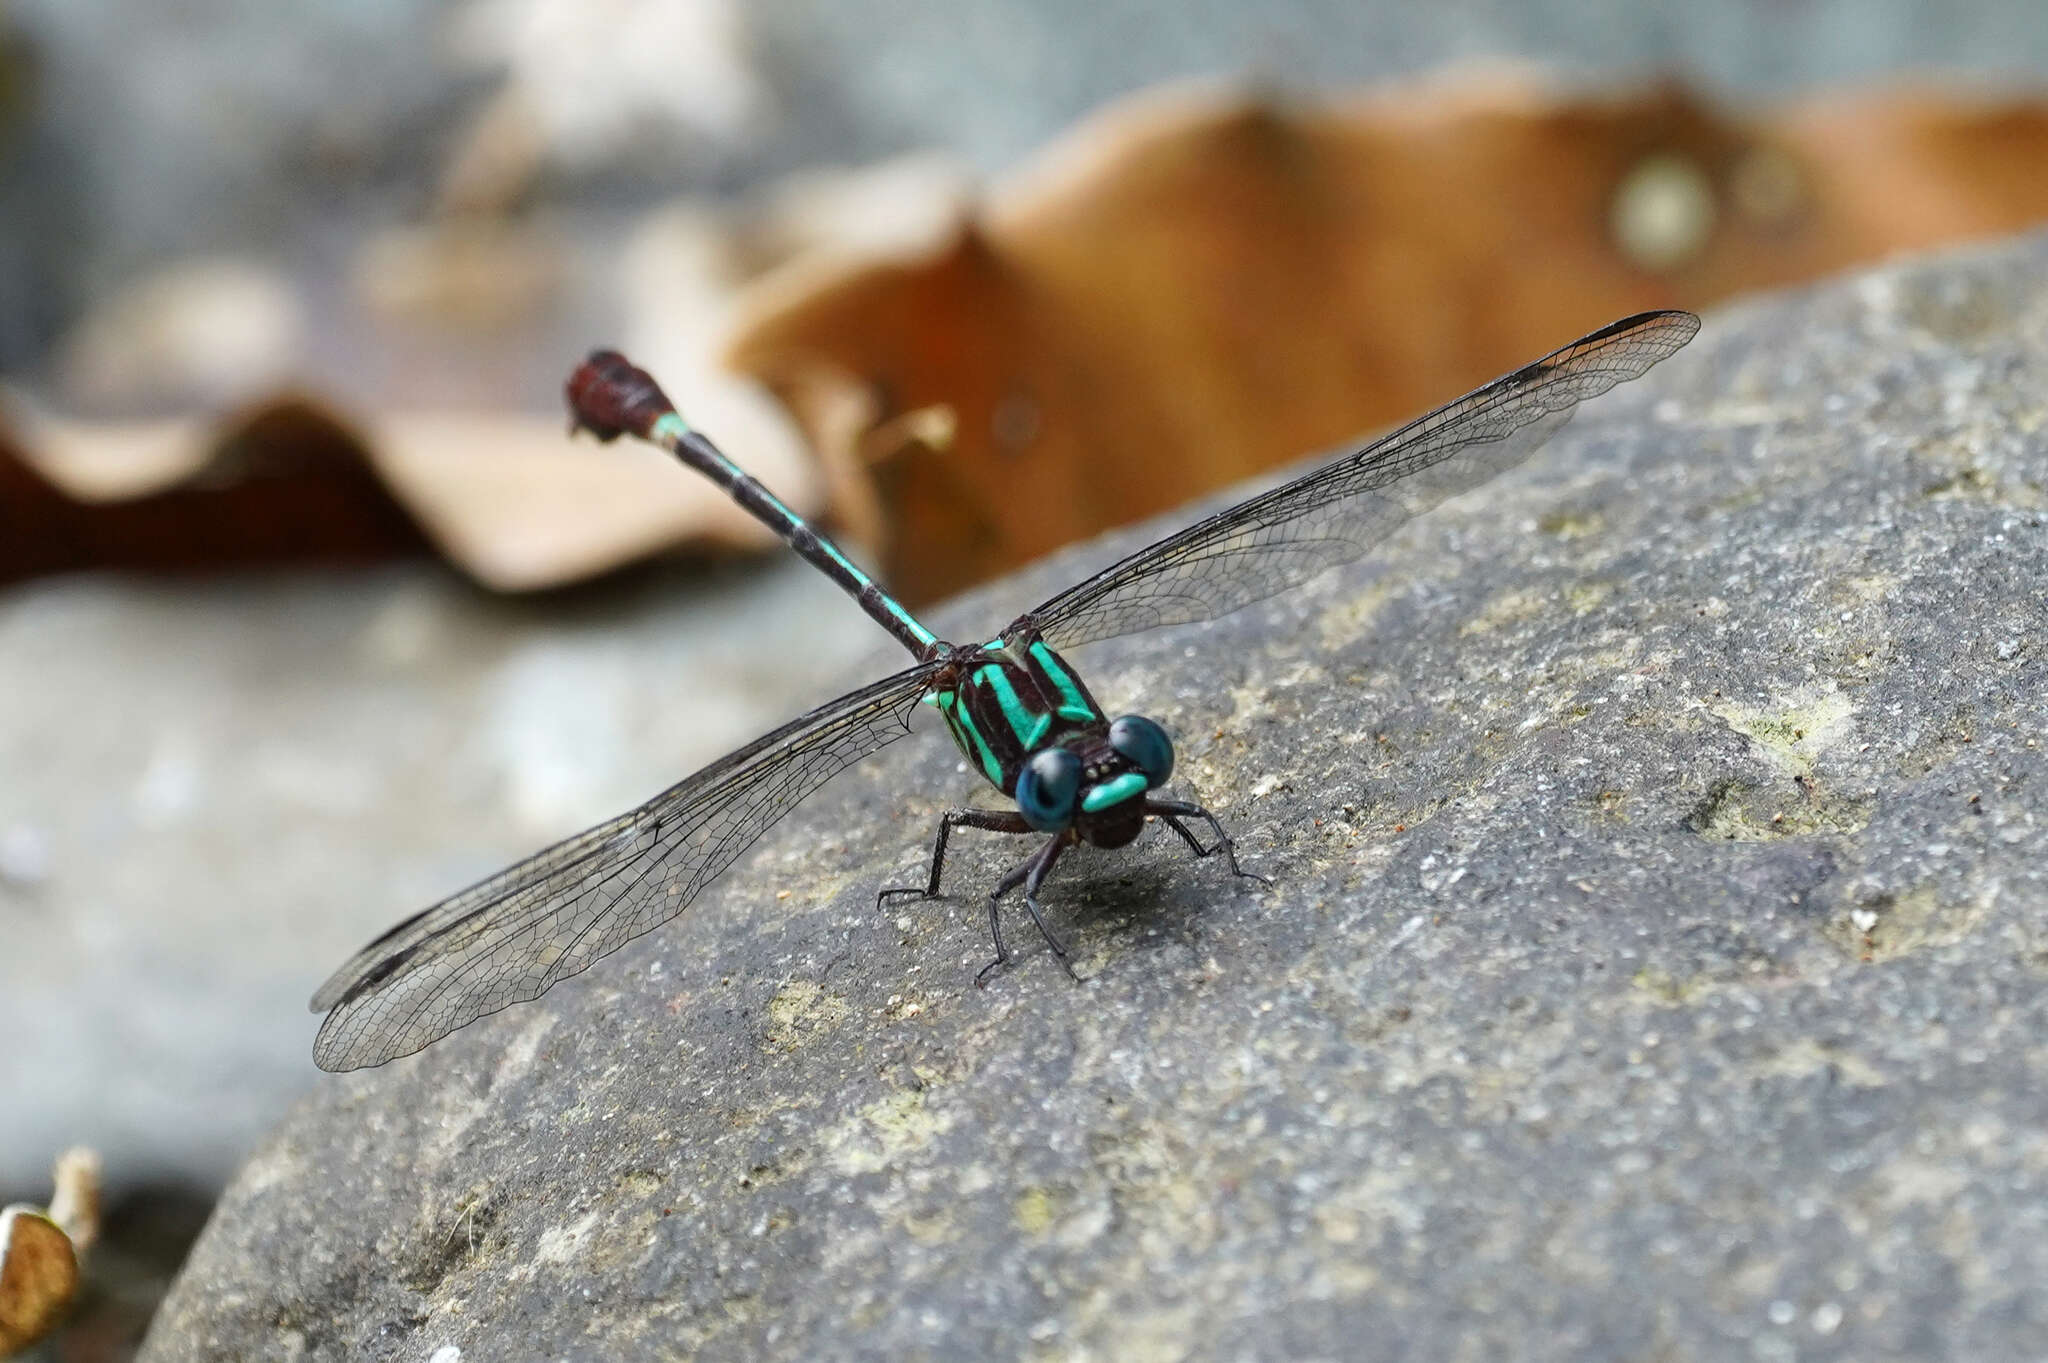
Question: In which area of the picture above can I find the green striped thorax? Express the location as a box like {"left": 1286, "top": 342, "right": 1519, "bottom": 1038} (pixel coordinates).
{"left": 924, "top": 633, "right": 1175, "bottom": 847}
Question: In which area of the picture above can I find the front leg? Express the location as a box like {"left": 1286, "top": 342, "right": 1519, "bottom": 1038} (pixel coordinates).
{"left": 976, "top": 834, "right": 1076, "bottom": 987}
{"left": 1146, "top": 797, "right": 1272, "bottom": 887}
{"left": 878, "top": 807, "right": 1035, "bottom": 907}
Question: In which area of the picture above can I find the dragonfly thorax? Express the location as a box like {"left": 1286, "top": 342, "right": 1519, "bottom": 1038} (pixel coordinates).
{"left": 924, "top": 636, "right": 1173, "bottom": 844}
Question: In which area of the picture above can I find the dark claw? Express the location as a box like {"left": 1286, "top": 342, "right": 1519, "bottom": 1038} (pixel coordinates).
{"left": 877, "top": 883, "right": 933, "bottom": 909}
{"left": 970, "top": 940, "right": 1079, "bottom": 987}
{"left": 1019, "top": 894, "right": 1083, "bottom": 983}
{"left": 1219, "top": 843, "right": 1273, "bottom": 889}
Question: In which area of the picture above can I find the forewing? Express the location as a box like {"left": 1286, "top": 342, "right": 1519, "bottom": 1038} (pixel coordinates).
{"left": 1022, "top": 311, "right": 1699, "bottom": 650}
{"left": 310, "top": 659, "right": 942, "bottom": 1071}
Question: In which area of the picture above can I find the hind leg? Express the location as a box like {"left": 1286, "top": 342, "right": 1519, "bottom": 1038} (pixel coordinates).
{"left": 877, "top": 807, "right": 1035, "bottom": 907}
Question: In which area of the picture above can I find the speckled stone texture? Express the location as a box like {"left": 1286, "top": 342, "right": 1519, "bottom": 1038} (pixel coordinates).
{"left": 144, "top": 235, "right": 2048, "bottom": 1362}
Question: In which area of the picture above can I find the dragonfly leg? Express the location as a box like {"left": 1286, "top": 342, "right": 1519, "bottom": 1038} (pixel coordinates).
{"left": 1146, "top": 798, "right": 1273, "bottom": 888}
{"left": 976, "top": 895, "right": 1013, "bottom": 986}
{"left": 974, "top": 852, "right": 1032, "bottom": 987}
{"left": 976, "top": 836, "right": 1075, "bottom": 986}
{"left": 1019, "top": 839, "right": 1081, "bottom": 983}
{"left": 878, "top": 807, "right": 1034, "bottom": 908}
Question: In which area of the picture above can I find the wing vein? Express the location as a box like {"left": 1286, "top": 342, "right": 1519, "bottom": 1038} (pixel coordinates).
{"left": 1021, "top": 311, "right": 1697, "bottom": 650}
{"left": 310, "top": 660, "right": 942, "bottom": 1070}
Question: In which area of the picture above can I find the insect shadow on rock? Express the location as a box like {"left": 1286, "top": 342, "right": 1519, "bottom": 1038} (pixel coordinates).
{"left": 309, "top": 310, "right": 1699, "bottom": 1071}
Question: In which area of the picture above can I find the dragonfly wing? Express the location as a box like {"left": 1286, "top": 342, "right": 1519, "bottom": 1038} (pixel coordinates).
{"left": 1020, "top": 311, "right": 1699, "bottom": 651}
{"left": 310, "top": 659, "right": 943, "bottom": 1071}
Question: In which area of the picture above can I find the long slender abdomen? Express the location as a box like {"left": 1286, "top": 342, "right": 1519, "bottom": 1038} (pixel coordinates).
{"left": 565, "top": 349, "right": 940, "bottom": 659}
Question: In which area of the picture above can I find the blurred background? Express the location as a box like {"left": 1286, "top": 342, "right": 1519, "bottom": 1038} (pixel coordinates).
{"left": 7, "top": 1, "right": 2048, "bottom": 1355}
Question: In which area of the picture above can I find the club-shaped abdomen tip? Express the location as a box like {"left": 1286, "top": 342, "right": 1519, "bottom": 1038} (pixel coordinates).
{"left": 565, "top": 349, "right": 677, "bottom": 443}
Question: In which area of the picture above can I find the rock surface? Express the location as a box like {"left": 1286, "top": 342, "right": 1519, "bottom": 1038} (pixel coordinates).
{"left": 145, "top": 236, "right": 2048, "bottom": 1361}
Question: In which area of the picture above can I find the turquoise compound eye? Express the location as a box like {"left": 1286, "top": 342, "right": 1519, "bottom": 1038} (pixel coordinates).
{"left": 1109, "top": 715, "right": 1175, "bottom": 789}
{"left": 1015, "top": 748, "right": 1083, "bottom": 832}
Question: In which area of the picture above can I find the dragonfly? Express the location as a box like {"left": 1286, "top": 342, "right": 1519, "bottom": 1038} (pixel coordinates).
{"left": 310, "top": 310, "right": 1698, "bottom": 1070}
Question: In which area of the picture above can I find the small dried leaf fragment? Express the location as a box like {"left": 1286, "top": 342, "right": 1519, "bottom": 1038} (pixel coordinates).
{"left": 0, "top": 1149, "right": 97, "bottom": 1357}
{"left": 0, "top": 1205, "right": 77, "bottom": 1354}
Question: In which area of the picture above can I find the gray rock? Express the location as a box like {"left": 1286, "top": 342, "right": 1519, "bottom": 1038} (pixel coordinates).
{"left": 145, "top": 235, "right": 2048, "bottom": 1362}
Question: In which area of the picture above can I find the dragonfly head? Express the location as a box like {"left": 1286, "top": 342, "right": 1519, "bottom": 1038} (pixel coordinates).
{"left": 1013, "top": 715, "right": 1175, "bottom": 848}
